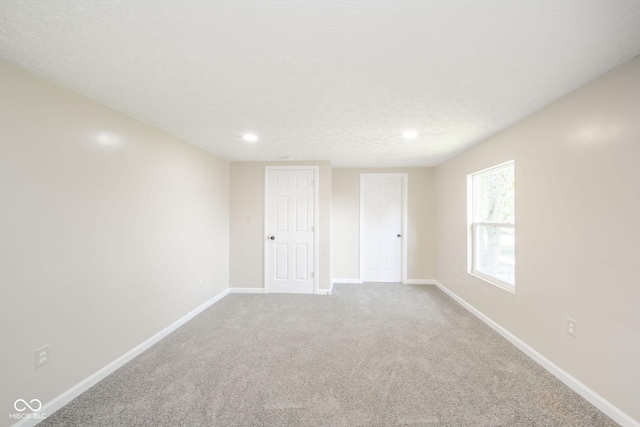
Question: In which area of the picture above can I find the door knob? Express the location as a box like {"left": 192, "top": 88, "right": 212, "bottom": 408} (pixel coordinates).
{"left": 397, "top": 234, "right": 402, "bottom": 238}
{"left": 269, "top": 236, "right": 275, "bottom": 240}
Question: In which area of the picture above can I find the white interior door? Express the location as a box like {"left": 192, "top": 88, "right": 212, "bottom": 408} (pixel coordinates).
{"left": 266, "top": 168, "right": 316, "bottom": 294}
{"left": 361, "top": 174, "right": 404, "bottom": 282}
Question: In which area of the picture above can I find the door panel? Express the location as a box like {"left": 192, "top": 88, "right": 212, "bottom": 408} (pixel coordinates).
{"left": 295, "top": 244, "right": 308, "bottom": 280}
{"left": 275, "top": 244, "right": 288, "bottom": 279}
{"left": 267, "top": 168, "right": 315, "bottom": 293}
{"left": 276, "top": 196, "right": 288, "bottom": 231}
{"left": 361, "top": 175, "right": 403, "bottom": 282}
{"left": 295, "top": 196, "right": 308, "bottom": 231}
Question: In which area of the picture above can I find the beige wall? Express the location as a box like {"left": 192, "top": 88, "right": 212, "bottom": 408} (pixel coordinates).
{"left": 332, "top": 168, "right": 436, "bottom": 281}
{"left": 229, "top": 161, "right": 332, "bottom": 291}
{"left": 434, "top": 56, "right": 640, "bottom": 422}
{"left": 0, "top": 59, "right": 230, "bottom": 424}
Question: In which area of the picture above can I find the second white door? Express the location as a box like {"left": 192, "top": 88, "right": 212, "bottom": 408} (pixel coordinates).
{"left": 361, "top": 174, "right": 404, "bottom": 282}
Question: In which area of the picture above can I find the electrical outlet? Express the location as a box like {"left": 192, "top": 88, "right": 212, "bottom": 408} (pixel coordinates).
{"left": 35, "top": 345, "right": 49, "bottom": 368}
{"left": 198, "top": 279, "right": 202, "bottom": 287}
{"left": 455, "top": 266, "right": 460, "bottom": 275}
{"left": 566, "top": 317, "right": 577, "bottom": 337}
{"left": 247, "top": 215, "right": 253, "bottom": 223}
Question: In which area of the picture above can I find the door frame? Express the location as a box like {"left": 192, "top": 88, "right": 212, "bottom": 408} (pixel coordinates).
{"left": 359, "top": 173, "right": 408, "bottom": 283}
{"left": 264, "top": 166, "right": 319, "bottom": 294}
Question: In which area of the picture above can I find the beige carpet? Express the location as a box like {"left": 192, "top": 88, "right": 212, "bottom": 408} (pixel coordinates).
{"left": 40, "top": 283, "right": 617, "bottom": 426}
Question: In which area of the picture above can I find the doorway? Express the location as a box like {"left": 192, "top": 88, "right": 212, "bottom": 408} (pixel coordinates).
{"left": 360, "top": 173, "right": 407, "bottom": 283}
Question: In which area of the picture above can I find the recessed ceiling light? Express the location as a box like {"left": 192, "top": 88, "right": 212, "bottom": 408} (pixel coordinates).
{"left": 242, "top": 133, "right": 258, "bottom": 143}
{"left": 402, "top": 130, "right": 418, "bottom": 140}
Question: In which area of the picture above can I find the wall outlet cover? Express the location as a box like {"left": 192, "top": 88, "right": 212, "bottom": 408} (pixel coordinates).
{"left": 566, "top": 317, "right": 577, "bottom": 337}
{"left": 35, "top": 345, "right": 49, "bottom": 368}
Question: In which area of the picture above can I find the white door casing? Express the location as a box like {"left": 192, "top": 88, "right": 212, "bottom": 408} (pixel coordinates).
{"left": 360, "top": 173, "right": 407, "bottom": 283}
{"left": 265, "top": 166, "right": 318, "bottom": 294}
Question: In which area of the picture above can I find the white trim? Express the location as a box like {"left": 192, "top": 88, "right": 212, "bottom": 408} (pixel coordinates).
{"left": 358, "top": 175, "right": 364, "bottom": 283}
{"left": 359, "top": 173, "right": 408, "bottom": 284}
{"left": 403, "top": 279, "right": 437, "bottom": 285}
{"left": 432, "top": 280, "right": 640, "bottom": 427}
{"left": 475, "top": 222, "right": 514, "bottom": 228}
{"left": 468, "top": 270, "right": 515, "bottom": 294}
{"left": 401, "top": 175, "right": 408, "bottom": 284}
{"left": 13, "top": 288, "right": 230, "bottom": 427}
{"left": 264, "top": 166, "right": 269, "bottom": 293}
{"left": 469, "top": 159, "right": 516, "bottom": 176}
{"left": 264, "top": 166, "right": 320, "bottom": 294}
{"left": 313, "top": 166, "right": 320, "bottom": 295}
{"left": 331, "top": 278, "right": 364, "bottom": 284}
{"left": 229, "top": 287, "right": 266, "bottom": 294}
{"left": 315, "top": 288, "right": 331, "bottom": 295}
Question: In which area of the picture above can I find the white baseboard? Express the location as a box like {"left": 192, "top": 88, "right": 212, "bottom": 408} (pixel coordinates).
{"left": 433, "top": 280, "right": 639, "bottom": 427}
{"left": 13, "top": 288, "right": 230, "bottom": 427}
{"left": 230, "top": 287, "right": 331, "bottom": 295}
{"left": 322, "top": 279, "right": 335, "bottom": 295}
{"left": 229, "top": 287, "right": 266, "bottom": 294}
{"left": 331, "top": 279, "right": 435, "bottom": 286}
{"left": 331, "top": 278, "right": 363, "bottom": 284}
{"left": 403, "top": 279, "right": 437, "bottom": 285}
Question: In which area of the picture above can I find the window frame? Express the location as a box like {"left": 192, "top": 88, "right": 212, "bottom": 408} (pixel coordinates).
{"left": 467, "top": 160, "right": 515, "bottom": 293}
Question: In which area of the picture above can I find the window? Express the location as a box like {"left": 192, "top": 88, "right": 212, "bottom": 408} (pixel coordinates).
{"left": 468, "top": 161, "right": 515, "bottom": 291}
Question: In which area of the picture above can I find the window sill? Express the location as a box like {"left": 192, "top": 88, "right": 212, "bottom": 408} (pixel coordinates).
{"left": 469, "top": 271, "right": 515, "bottom": 294}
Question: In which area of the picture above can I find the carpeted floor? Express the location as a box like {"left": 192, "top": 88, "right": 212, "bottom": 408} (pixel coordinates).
{"left": 40, "top": 284, "right": 617, "bottom": 426}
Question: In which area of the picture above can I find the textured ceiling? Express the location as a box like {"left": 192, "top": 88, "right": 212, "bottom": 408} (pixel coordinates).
{"left": 1, "top": 1, "right": 640, "bottom": 167}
